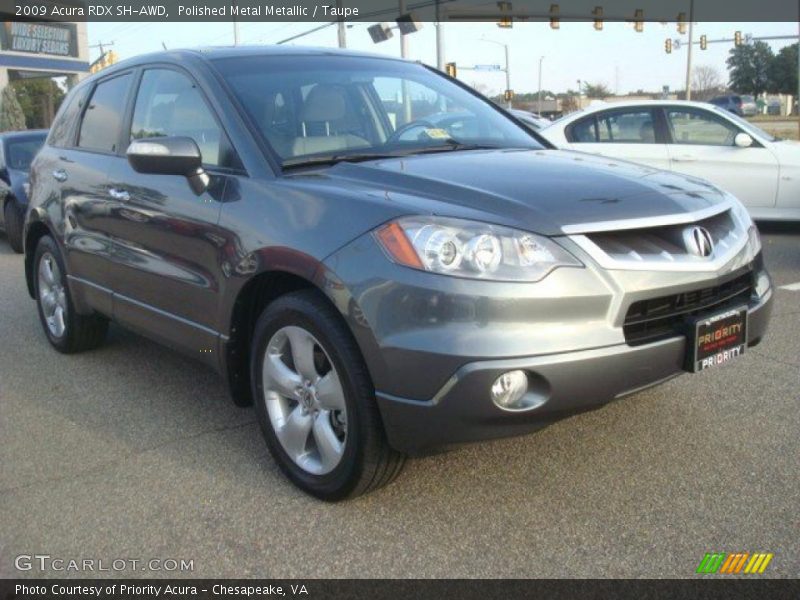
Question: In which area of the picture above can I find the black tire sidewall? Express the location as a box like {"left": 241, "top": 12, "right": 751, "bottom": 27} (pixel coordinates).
{"left": 251, "top": 295, "right": 367, "bottom": 500}
{"left": 4, "top": 200, "right": 23, "bottom": 253}
{"left": 33, "top": 236, "right": 73, "bottom": 351}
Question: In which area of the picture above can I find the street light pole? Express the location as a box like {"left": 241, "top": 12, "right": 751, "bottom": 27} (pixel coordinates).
{"left": 537, "top": 56, "right": 545, "bottom": 114}
{"left": 435, "top": 0, "right": 445, "bottom": 70}
{"left": 481, "top": 38, "right": 512, "bottom": 109}
{"left": 684, "top": 0, "right": 694, "bottom": 100}
{"left": 504, "top": 43, "right": 511, "bottom": 108}
{"left": 336, "top": 0, "right": 346, "bottom": 48}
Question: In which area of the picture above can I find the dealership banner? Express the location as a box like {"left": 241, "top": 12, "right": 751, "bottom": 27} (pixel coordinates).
{"left": 0, "top": 0, "right": 798, "bottom": 23}
{"left": 2, "top": 579, "right": 800, "bottom": 599}
{"left": 0, "top": 20, "right": 77, "bottom": 56}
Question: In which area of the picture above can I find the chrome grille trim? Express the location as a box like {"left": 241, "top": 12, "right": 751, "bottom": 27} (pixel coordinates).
{"left": 568, "top": 208, "right": 752, "bottom": 272}
{"left": 560, "top": 201, "right": 732, "bottom": 234}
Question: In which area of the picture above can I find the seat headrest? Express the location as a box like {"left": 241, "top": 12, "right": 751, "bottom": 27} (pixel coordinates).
{"left": 300, "top": 85, "right": 347, "bottom": 122}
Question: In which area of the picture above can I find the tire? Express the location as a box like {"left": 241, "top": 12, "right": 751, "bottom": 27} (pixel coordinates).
{"left": 4, "top": 200, "right": 23, "bottom": 254}
{"left": 251, "top": 289, "right": 405, "bottom": 501}
{"left": 33, "top": 235, "right": 108, "bottom": 353}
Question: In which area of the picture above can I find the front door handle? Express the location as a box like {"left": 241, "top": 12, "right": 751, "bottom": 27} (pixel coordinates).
{"left": 52, "top": 169, "right": 68, "bottom": 182}
{"left": 108, "top": 188, "right": 130, "bottom": 202}
{"left": 672, "top": 155, "right": 698, "bottom": 162}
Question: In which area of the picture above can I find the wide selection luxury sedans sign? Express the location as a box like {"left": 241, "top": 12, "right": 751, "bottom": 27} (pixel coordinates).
{"left": 1, "top": 21, "right": 78, "bottom": 57}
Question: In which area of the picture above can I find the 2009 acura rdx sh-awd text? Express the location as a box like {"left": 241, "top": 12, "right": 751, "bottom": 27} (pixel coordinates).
{"left": 24, "top": 47, "right": 772, "bottom": 500}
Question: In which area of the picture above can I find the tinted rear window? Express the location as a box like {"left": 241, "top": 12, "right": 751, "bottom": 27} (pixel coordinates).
{"left": 78, "top": 73, "right": 132, "bottom": 153}
{"left": 48, "top": 85, "right": 89, "bottom": 148}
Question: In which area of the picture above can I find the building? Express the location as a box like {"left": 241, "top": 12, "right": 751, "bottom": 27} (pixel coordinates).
{"left": 0, "top": 20, "right": 89, "bottom": 90}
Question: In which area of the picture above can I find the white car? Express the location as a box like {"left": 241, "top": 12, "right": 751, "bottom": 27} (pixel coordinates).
{"left": 541, "top": 100, "right": 800, "bottom": 221}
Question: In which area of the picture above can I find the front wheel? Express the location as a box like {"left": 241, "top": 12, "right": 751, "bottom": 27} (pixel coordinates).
{"left": 251, "top": 290, "right": 405, "bottom": 501}
{"left": 33, "top": 235, "right": 108, "bottom": 353}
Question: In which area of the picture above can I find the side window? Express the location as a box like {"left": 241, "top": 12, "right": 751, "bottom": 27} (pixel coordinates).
{"left": 666, "top": 109, "right": 738, "bottom": 146}
{"left": 77, "top": 74, "right": 132, "bottom": 153}
{"left": 568, "top": 117, "right": 598, "bottom": 142}
{"left": 48, "top": 85, "right": 89, "bottom": 148}
{"left": 131, "top": 69, "right": 229, "bottom": 167}
{"left": 596, "top": 110, "right": 656, "bottom": 144}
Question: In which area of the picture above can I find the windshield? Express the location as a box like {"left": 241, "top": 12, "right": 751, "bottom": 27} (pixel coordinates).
{"left": 4, "top": 135, "right": 45, "bottom": 171}
{"left": 214, "top": 55, "right": 545, "bottom": 167}
{"left": 713, "top": 106, "right": 777, "bottom": 142}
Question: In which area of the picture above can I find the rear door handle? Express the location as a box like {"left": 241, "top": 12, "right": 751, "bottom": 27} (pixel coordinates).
{"left": 672, "top": 155, "right": 698, "bottom": 162}
{"left": 108, "top": 188, "right": 130, "bottom": 202}
{"left": 52, "top": 169, "right": 68, "bottom": 182}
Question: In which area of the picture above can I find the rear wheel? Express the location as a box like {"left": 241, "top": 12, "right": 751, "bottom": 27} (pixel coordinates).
{"left": 4, "top": 201, "right": 23, "bottom": 254}
{"left": 251, "top": 290, "right": 405, "bottom": 501}
{"left": 34, "top": 236, "right": 108, "bottom": 353}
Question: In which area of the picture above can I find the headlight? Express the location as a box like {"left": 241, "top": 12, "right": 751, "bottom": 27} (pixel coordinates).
{"left": 375, "top": 216, "right": 582, "bottom": 281}
{"left": 730, "top": 200, "right": 761, "bottom": 256}
{"left": 23, "top": 182, "right": 31, "bottom": 198}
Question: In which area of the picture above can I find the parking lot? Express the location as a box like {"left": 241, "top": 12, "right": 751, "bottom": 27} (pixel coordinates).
{"left": 0, "top": 224, "right": 797, "bottom": 579}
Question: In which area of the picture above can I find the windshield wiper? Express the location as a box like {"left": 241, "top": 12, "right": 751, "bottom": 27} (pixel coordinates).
{"left": 282, "top": 152, "right": 406, "bottom": 169}
{"left": 281, "top": 142, "right": 521, "bottom": 170}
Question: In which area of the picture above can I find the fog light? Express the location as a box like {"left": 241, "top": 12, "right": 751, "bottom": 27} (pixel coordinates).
{"left": 491, "top": 370, "right": 528, "bottom": 410}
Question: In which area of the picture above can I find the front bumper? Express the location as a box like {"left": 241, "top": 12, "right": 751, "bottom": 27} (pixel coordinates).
{"left": 375, "top": 286, "right": 772, "bottom": 454}
{"left": 322, "top": 232, "right": 773, "bottom": 455}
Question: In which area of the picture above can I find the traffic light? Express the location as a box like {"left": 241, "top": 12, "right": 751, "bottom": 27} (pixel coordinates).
{"left": 89, "top": 50, "right": 118, "bottom": 74}
{"left": 633, "top": 9, "right": 644, "bottom": 33}
{"left": 676, "top": 12, "right": 687, "bottom": 35}
{"left": 445, "top": 62, "right": 457, "bottom": 78}
{"left": 504, "top": 89, "right": 514, "bottom": 102}
{"left": 592, "top": 6, "right": 603, "bottom": 31}
{"left": 734, "top": 30, "right": 743, "bottom": 46}
{"left": 665, "top": 38, "right": 672, "bottom": 54}
{"left": 497, "top": 1, "right": 512, "bottom": 28}
{"left": 699, "top": 35, "right": 707, "bottom": 50}
{"left": 549, "top": 4, "right": 559, "bottom": 30}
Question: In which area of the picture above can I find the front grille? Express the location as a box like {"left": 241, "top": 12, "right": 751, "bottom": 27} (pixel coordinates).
{"left": 584, "top": 209, "right": 743, "bottom": 269}
{"left": 623, "top": 271, "right": 755, "bottom": 346}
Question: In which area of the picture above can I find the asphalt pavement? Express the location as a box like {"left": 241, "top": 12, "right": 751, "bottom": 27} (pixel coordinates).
{"left": 1, "top": 223, "right": 798, "bottom": 579}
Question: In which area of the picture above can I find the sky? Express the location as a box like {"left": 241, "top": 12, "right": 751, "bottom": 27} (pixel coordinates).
{"left": 88, "top": 20, "right": 799, "bottom": 96}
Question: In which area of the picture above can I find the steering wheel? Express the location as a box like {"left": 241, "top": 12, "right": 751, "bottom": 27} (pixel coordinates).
{"left": 386, "top": 120, "right": 438, "bottom": 144}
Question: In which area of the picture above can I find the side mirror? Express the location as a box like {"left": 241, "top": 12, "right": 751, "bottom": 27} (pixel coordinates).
{"left": 734, "top": 132, "right": 753, "bottom": 148}
{"left": 127, "top": 136, "right": 210, "bottom": 194}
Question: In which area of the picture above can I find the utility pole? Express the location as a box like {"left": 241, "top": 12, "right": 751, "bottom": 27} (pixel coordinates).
{"left": 336, "top": 0, "right": 346, "bottom": 48}
{"left": 435, "top": 0, "right": 445, "bottom": 70}
{"left": 684, "top": 0, "right": 694, "bottom": 100}
{"left": 537, "top": 56, "right": 545, "bottom": 114}
{"left": 232, "top": 0, "right": 240, "bottom": 45}
{"left": 399, "top": 0, "right": 409, "bottom": 59}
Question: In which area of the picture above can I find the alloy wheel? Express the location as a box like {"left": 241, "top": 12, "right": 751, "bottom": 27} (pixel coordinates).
{"left": 262, "top": 325, "right": 348, "bottom": 475}
{"left": 38, "top": 252, "right": 67, "bottom": 338}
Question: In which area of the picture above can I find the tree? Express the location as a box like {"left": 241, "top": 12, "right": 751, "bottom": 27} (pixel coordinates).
{"left": 726, "top": 41, "right": 774, "bottom": 96}
{"left": 767, "top": 43, "right": 798, "bottom": 95}
{"left": 692, "top": 65, "right": 725, "bottom": 100}
{"left": 0, "top": 85, "right": 26, "bottom": 132}
{"left": 583, "top": 82, "right": 612, "bottom": 99}
{"left": 12, "top": 78, "right": 66, "bottom": 129}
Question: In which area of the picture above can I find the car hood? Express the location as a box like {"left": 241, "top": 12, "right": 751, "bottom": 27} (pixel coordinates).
{"left": 316, "top": 149, "right": 730, "bottom": 235}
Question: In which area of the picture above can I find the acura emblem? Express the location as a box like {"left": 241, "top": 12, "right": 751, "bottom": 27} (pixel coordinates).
{"left": 683, "top": 226, "right": 715, "bottom": 258}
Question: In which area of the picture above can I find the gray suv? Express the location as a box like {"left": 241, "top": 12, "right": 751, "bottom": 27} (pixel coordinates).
{"left": 25, "top": 47, "right": 772, "bottom": 500}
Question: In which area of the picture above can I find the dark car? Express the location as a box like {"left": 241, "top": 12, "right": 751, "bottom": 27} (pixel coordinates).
{"left": 25, "top": 48, "right": 771, "bottom": 500}
{"left": 0, "top": 130, "right": 47, "bottom": 252}
{"left": 709, "top": 94, "right": 757, "bottom": 117}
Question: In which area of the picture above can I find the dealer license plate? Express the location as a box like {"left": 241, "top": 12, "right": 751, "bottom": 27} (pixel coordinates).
{"left": 688, "top": 306, "right": 748, "bottom": 372}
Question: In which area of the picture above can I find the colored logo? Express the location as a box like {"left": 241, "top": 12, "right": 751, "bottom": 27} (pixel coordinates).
{"left": 696, "top": 552, "right": 774, "bottom": 574}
